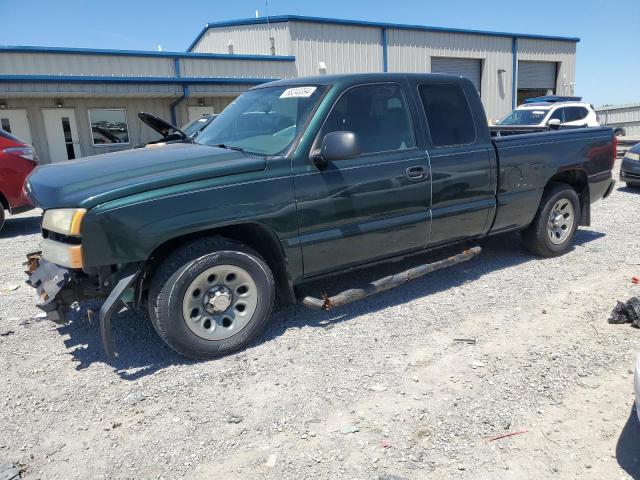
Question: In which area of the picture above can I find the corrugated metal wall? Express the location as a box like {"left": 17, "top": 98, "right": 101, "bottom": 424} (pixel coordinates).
{"left": 191, "top": 23, "right": 291, "bottom": 56}
{"left": 0, "top": 52, "right": 174, "bottom": 77}
{"left": 430, "top": 57, "right": 482, "bottom": 92}
{"left": 179, "top": 57, "right": 295, "bottom": 79}
{"left": 0, "top": 51, "right": 295, "bottom": 83}
{"left": 288, "top": 21, "right": 383, "bottom": 76}
{"left": 596, "top": 104, "right": 640, "bottom": 137}
{"left": 387, "top": 29, "right": 513, "bottom": 121}
{"left": 517, "top": 39, "right": 576, "bottom": 97}
{"left": 2, "top": 97, "right": 174, "bottom": 163}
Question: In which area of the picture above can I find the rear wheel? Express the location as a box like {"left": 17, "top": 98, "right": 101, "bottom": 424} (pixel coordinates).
{"left": 148, "top": 237, "right": 275, "bottom": 359}
{"left": 521, "top": 183, "right": 580, "bottom": 257}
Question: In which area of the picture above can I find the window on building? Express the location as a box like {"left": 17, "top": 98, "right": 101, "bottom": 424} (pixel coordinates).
{"left": 418, "top": 83, "right": 476, "bottom": 146}
{"left": 321, "top": 83, "right": 416, "bottom": 154}
{"left": 89, "top": 109, "right": 130, "bottom": 146}
{"left": 1, "top": 118, "right": 11, "bottom": 134}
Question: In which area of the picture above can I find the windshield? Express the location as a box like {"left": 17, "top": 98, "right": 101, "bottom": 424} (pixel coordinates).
{"left": 195, "top": 85, "right": 327, "bottom": 155}
{"left": 181, "top": 115, "right": 215, "bottom": 137}
{"left": 497, "top": 108, "right": 549, "bottom": 126}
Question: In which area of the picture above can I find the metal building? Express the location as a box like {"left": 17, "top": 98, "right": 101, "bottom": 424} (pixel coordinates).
{"left": 596, "top": 103, "right": 640, "bottom": 138}
{"left": 0, "top": 15, "right": 578, "bottom": 164}
{"left": 189, "top": 16, "right": 578, "bottom": 121}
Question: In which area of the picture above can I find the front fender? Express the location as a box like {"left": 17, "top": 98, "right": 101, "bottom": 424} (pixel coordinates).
{"left": 80, "top": 165, "right": 299, "bottom": 270}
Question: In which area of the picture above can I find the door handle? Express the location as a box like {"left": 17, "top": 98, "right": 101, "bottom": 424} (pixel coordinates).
{"left": 406, "top": 166, "right": 427, "bottom": 181}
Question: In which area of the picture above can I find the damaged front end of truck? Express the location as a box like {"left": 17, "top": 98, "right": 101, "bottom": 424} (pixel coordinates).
{"left": 24, "top": 207, "right": 143, "bottom": 359}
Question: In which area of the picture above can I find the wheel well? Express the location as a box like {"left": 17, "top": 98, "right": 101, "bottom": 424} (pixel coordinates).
{"left": 546, "top": 170, "right": 590, "bottom": 226}
{"left": 147, "top": 224, "right": 296, "bottom": 304}
{"left": 0, "top": 192, "right": 8, "bottom": 211}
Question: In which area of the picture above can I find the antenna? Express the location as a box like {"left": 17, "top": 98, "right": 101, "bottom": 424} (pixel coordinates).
{"left": 265, "top": 0, "right": 275, "bottom": 55}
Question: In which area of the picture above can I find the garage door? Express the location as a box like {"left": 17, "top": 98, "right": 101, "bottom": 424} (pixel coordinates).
{"left": 431, "top": 57, "right": 482, "bottom": 93}
{"left": 518, "top": 61, "right": 557, "bottom": 90}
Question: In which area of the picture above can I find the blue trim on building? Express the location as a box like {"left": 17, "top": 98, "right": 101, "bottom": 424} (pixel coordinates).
{"left": 188, "top": 15, "right": 580, "bottom": 51}
{"left": 511, "top": 37, "right": 518, "bottom": 109}
{"left": 381, "top": 28, "right": 388, "bottom": 73}
{"left": 0, "top": 75, "right": 277, "bottom": 85}
{"left": 186, "top": 24, "right": 211, "bottom": 52}
{"left": 0, "top": 45, "right": 295, "bottom": 62}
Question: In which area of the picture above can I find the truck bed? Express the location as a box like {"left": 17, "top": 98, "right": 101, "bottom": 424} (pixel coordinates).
{"left": 489, "top": 126, "right": 615, "bottom": 235}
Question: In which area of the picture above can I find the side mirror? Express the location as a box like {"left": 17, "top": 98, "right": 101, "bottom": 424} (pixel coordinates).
{"left": 548, "top": 119, "right": 561, "bottom": 130}
{"left": 312, "top": 131, "right": 361, "bottom": 168}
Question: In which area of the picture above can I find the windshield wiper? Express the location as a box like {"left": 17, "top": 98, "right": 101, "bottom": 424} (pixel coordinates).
{"left": 214, "top": 144, "right": 244, "bottom": 153}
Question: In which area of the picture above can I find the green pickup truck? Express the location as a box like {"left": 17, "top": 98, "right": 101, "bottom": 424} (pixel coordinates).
{"left": 25, "top": 73, "right": 616, "bottom": 359}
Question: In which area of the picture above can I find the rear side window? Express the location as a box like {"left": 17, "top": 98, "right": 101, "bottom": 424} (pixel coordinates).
{"left": 564, "top": 107, "right": 589, "bottom": 123}
{"left": 418, "top": 83, "right": 476, "bottom": 146}
{"left": 321, "top": 83, "right": 416, "bottom": 154}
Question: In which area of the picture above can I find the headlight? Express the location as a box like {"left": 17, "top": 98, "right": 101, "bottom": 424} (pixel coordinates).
{"left": 42, "top": 208, "right": 86, "bottom": 236}
{"left": 625, "top": 151, "right": 640, "bottom": 161}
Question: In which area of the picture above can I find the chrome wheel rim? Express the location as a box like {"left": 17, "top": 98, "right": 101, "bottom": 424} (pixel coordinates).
{"left": 547, "top": 198, "right": 574, "bottom": 245}
{"left": 182, "top": 264, "right": 258, "bottom": 340}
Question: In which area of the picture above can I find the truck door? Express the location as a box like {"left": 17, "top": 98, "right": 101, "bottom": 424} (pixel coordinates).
{"left": 293, "top": 82, "right": 431, "bottom": 278}
{"left": 416, "top": 81, "right": 497, "bottom": 245}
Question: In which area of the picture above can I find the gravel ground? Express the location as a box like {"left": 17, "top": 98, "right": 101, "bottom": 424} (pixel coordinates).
{"left": 1, "top": 160, "right": 640, "bottom": 479}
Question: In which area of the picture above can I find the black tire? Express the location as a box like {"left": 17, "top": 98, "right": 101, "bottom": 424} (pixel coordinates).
{"left": 521, "top": 182, "right": 581, "bottom": 257}
{"left": 0, "top": 208, "right": 4, "bottom": 232}
{"left": 627, "top": 182, "right": 640, "bottom": 189}
{"left": 148, "top": 237, "right": 275, "bottom": 359}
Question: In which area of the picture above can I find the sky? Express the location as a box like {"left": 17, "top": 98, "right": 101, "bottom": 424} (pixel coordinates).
{"left": 0, "top": 0, "right": 638, "bottom": 106}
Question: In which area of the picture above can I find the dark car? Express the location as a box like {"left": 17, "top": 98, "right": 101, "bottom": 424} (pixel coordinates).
{"left": 0, "top": 129, "right": 37, "bottom": 231}
{"left": 140, "top": 112, "right": 218, "bottom": 147}
{"left": 621, "top": 142, "right": 640, "bottom": 187}
{"left": 181, "top": 114, "right": 218, "bottom": 138}
{"left": 24, "top": 73, "right": 616, "bottom": 359}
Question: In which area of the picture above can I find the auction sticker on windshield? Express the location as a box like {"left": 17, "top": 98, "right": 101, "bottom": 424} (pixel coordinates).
{"left": 280, "top": 87, "right": 317, "bottom": 98}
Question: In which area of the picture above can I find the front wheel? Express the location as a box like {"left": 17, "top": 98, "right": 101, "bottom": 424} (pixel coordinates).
{"left": 148, "top": 237, "right": 275, "bottom": 359}
{"left": 521, "top": 183, "right": 580, "bottom": 257}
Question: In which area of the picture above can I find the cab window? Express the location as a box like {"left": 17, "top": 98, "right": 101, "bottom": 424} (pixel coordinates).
{"left": 418, "top": 83, "right": 476, "bottom": 146}
{"left": 321, "top": 83, "right": 416, "bottom": 155}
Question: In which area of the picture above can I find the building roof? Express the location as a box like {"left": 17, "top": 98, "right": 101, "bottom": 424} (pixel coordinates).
{"left": 0, "top": 45, "right": 295, "bottom": 62}
{"left": 187, "top": 14, "right": 581, "bottom": 51}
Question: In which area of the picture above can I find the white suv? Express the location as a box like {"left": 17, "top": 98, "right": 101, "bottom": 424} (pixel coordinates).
{"left": 497, "top": 98, "right": 600, "bottom": 128}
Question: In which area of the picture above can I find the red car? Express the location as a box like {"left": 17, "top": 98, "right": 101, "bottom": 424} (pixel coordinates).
{"left": 0, "top": 129, "right": 37, "bottom": 231}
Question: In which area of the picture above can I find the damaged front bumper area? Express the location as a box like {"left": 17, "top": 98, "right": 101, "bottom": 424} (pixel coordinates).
{"left": 25, "top": 252, "right": 141, "bottom": 358}
{"left": 25, "top": 252, "right": 73, "bottom": 322}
